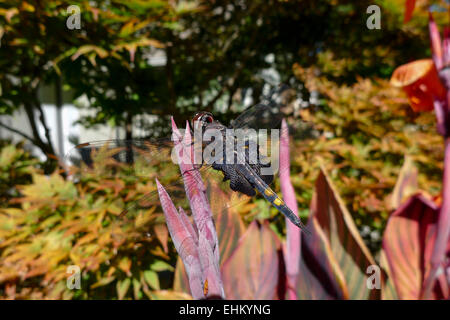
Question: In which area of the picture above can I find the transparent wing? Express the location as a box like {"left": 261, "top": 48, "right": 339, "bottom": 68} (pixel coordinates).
{"left": 64, "top": 138, "right": 178, "bottom": 178}
{"left": 64, "top": 137, "right": 203, "bottom": 216}
{"left": 229, "top": 84, "right": 291, "bottom": 130}
{"left": 64, "top": 138, "right": 254, "bottom": 224}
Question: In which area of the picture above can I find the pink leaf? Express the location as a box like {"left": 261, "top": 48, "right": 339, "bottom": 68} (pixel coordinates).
{"left": 279, "top": 119, "right": 300, "bottom": 299}
{"left": 443, "top": 27, "right": 450, "bottom": 66}
{"left": 388, "top": 156, "right": 419, "bottom": 210}
{"left": 297, "top": 220, "right": 347, "bottom": 299}
{"left": 178, "top": 207, "right": 198, "bottom": 245}
{"left": 422, "top": 139, "right": 450, "bottom": 299}
{"left": 169, "top": 118, "right": 224, "bottom": 299}
{"left": 429, "top": 12, "right": 443, "bottom": 70}
{"left": 156, "top": 179, "right": 204, "bottom": 299}
{"left": 171, "top": 118, "right": 220, "bottom": 266}
{"left": 173, "top": 184, "right": 245, "bottom": 296}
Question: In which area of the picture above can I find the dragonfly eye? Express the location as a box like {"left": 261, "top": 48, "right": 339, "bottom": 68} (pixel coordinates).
{"left": 202, "top": 114, "right": 213, "bottom": 123}
{"left": 192, "top": 112, "right": 214, "bottom": 130}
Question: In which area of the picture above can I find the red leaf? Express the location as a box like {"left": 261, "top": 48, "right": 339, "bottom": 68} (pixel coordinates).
{"left": 382, "top": 195, "right": 447, "bottom": 299}
{"left": 221, "top": 221, "right": 280, "bottom": 299}
{"left": 404, "top": 0, "right": 416, "bottom": 23}
{"left": 207, "top": 182, "right": 246, "bottom": 264}
{"left": 296, "top": 220, "right": 348, "bottom": 299}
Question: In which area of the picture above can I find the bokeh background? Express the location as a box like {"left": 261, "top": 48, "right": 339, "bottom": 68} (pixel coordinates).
{"left": 0, "top": 0, "right": 446, "bottom": 299}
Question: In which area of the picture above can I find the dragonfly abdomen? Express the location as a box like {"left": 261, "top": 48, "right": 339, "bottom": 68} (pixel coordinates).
{"left": 236, "top": 164, "right": 307, "bottom": 231}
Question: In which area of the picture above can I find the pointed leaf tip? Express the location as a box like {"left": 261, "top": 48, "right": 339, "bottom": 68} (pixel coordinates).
{"left": 183, "top": 121, "right": 192, "bottom": 144}
{"left": 171, "top": 116, "right": 179, "bottom": 132}
{"left": 404, "top": 0, "right": 416, "bottom": 24}
{"left": 429, "top": 11, "right": 443, "bottom": 70}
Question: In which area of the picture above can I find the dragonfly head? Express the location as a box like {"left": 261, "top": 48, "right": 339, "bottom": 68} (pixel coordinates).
{"left": 192, "top": 111, "right": 214, "bottom": 132}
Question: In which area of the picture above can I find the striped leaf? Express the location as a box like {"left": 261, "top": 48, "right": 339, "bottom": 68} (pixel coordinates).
{"left": 308, "top": 168, "right": 379, "bottom": 299}
{"left": 207, "top": 181, "right": 246, "bottom": 264}
{"left": 379, "top": 250, "right": 398, "bottom": 300}
{"left": 221, "top": 221, "right": 280, "bottom": 299}
{"left": 382, "top": 195, "right": 448, "bottom": 299}
{"left": 296, "top": 219, "right": 348, "bottom": 299}
{"left": 388, "top": 156, "right": 418, "bottom": 210}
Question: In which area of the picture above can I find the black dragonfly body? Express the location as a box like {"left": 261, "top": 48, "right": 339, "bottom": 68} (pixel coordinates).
{"left": 65, "top": 87, "right": 307, "bottom": 231}
{"left": 192, "top": 111, "right": 306, "bottom": 230}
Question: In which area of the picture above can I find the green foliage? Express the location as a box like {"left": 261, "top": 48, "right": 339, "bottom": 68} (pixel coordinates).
{"left": 290, "top": 64, "right": 444, "bottom": 251}
{"left": 0, "top": 141, "right": 38, "bottom": 207}
{"left": 0, "top": 143, "right": 185, "bottom": 299}
{"left": 0, "top": 0, "right": 447, "bottom": 300}
{"left": 1, "top": 0, "right": 431, "bottom": 151}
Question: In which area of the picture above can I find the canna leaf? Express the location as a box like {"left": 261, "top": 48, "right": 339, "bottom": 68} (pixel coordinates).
{"left": 156, "top": 179, "right": 204, "bottom": 299}
{"left": 296, "top": 219, "right": 348, "bottom": 300}
{"left": 379, "top": 250, "right": 399, "bottom": 300}
{"left": 171, "top": 119, "right": 220, "bottom": 267}
{"left": 429, "top": 12, "right": 443, "bottom": 70}
{"left": 382, "top": 195, "right": 447, "bottom": 299}
{"left": 280, "top": 119, "right": 301, "bottom": 300}
{"left": 221, "top": 221, "right": 280, "bottom": 299}
{"left": 388, "top": 156, "right": 419, "bottom": 210}
{"left": 307, "top": 168, "right": 379, "bottom": 299}
{"left": 170, "top": 119, "right": 224, "bottom": 299}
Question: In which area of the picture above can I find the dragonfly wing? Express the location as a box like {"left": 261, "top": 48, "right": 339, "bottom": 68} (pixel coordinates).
{"left": 229, "top": 84, "right": 291, "bottom": 130}
{"left": 64, "top": 137, "right": 254, "bottom": 221}
{"left": 119, "top": 163, "right": 215, "bottom": 219}
{"left": 64, "top": 138, "right": 188, "bottom": 179}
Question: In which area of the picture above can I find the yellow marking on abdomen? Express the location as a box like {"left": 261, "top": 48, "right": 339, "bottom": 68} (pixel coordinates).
{"left": 273, "top": 197, "right": 284, "bottom": 206}
{"left": 264, "top": 189, "right": 274, "bottom": 197}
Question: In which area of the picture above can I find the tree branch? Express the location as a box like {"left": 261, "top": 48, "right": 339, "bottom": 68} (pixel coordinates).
{"left": 0, "top": 121, "right": 38, "bottom": 144}
{"left": 33, "top": 88, "right": 55, "bottom": 155}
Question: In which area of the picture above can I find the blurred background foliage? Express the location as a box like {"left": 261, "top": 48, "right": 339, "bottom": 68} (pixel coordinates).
{"left": 0, "top": 0, "right": 447, "bottom": 298}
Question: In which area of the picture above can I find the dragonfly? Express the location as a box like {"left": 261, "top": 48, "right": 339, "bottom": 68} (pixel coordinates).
{"left": 64, "top": 86, "right": 307, "bottom": 232}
